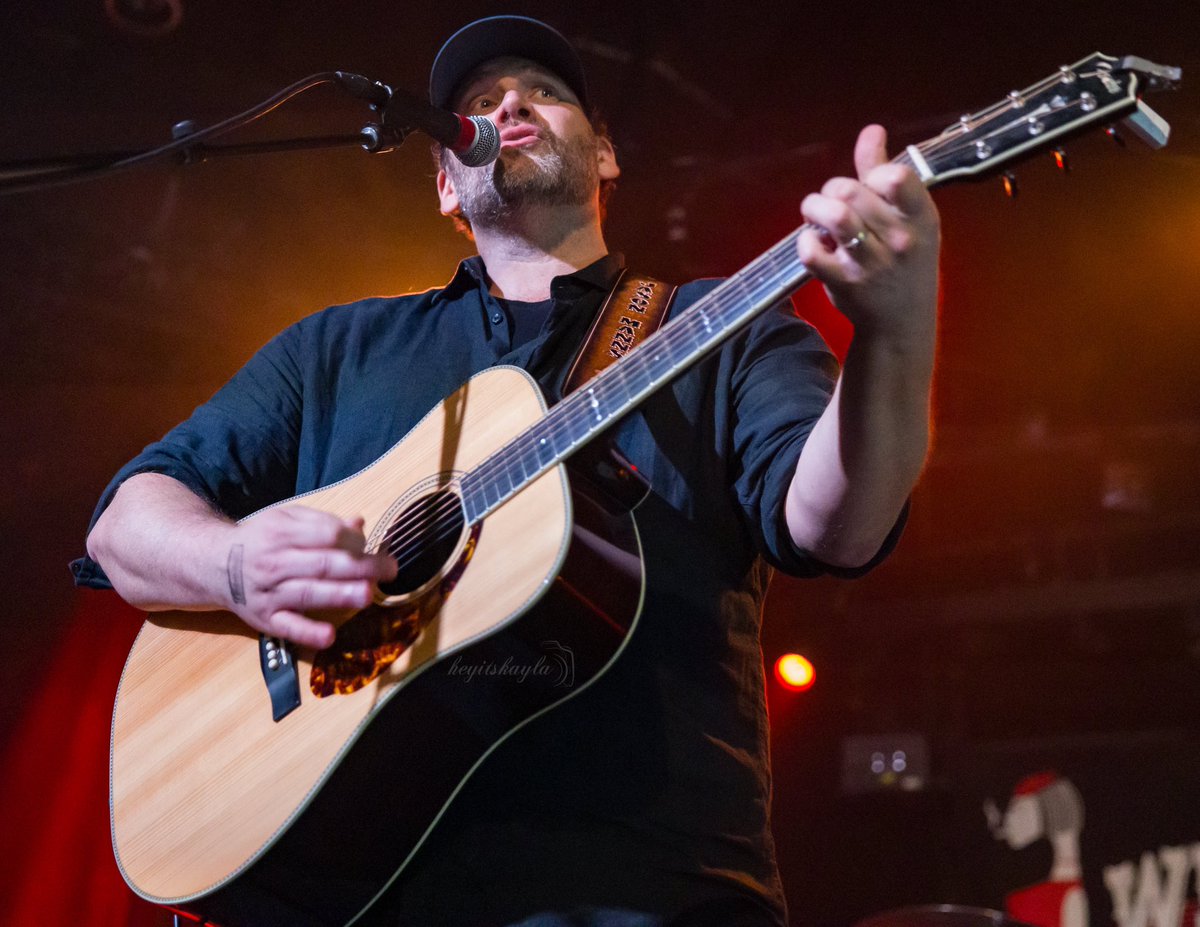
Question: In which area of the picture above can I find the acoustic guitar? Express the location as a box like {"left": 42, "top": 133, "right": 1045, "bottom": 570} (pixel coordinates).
{"left": 108, "top": 53, "right": 1179, "bottom": 926}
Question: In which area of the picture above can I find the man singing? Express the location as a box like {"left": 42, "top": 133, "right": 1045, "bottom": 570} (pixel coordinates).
{"left": 80, "top": 15, "right": 939, "bottom": 927}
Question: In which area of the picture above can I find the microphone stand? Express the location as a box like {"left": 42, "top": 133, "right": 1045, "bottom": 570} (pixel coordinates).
{"left": 0, "top": 71, "right": 410, "bottom": 196}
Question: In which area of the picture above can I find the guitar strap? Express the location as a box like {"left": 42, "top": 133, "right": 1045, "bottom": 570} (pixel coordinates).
{"left": 561, "top": 269, "right": 676, "bottom": 396}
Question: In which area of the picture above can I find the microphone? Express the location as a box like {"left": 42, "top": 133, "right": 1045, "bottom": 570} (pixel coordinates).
{"left": 335, "top": 71, "right": 500, "bottom": 167}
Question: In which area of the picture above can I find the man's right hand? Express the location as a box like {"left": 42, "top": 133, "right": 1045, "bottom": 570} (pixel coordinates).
{"left": 87, "top": 473, "right": 397, "bottom": 650}
{"left": 219, "top": 507, "right": 399, "bottom": 649}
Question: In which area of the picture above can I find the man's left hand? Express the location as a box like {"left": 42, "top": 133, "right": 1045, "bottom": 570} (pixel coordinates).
{"left": 797, "top": 124, "right": 940, "bottom": 345}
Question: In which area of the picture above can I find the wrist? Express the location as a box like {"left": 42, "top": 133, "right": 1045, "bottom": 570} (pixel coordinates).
{"left": 846, "top": 317, "right": 936, "bottom": 369}
{"left": 193, "top": 519, "right": 240, "bottom": 612}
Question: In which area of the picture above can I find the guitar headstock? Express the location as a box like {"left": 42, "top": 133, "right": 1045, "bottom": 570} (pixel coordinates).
{"left": 906, "top": 53, "right": 1182, "bottom": 188}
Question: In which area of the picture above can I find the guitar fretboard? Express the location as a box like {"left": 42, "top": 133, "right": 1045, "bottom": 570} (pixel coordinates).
{"left": 457, "top": 227, "right": 806, "bottom": 523}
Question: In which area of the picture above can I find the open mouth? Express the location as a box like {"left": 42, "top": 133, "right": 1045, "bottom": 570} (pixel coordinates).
{"left": 500, "top": 126, "right": 544, "bottom": 149}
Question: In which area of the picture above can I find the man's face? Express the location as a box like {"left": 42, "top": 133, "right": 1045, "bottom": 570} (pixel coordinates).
{"left": 436, "top": 57, "right": 618, "bottom": 228}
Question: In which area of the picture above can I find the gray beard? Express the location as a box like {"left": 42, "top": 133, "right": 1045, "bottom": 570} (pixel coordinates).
{"left": 444, "top": 127, "right": 599, "bottom": 229}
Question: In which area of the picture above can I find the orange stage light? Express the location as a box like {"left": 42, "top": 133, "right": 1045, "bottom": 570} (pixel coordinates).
{"left": 774, "top": 653, "right": 815, "bottom": 691}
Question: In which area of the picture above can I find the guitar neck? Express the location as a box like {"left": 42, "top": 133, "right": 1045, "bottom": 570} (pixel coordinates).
{"left": 457, "top": 145, "right": 927, "bottom": 523}
{"left": 458, "top": 224, "right": 815, "bottom": 523}
{"left": 459, "top": 52, "right": 1179, "bottom": 525}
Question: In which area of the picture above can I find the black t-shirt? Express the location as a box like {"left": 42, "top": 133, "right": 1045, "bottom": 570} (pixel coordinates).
{"left": 75, "top": 254, "right": 902, "bottom": 926}
{"left": 496, "top": 295, "right": 555, "bottom": 347}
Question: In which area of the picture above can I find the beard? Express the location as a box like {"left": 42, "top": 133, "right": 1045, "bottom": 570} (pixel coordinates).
{"left": 443, "top": 124, "right": 600, "bottom": 229}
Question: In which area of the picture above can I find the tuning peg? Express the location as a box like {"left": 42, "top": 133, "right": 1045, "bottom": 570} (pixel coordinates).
{"left": 1002, "top": 172, "right": 1018, "bottom": 199}
{"left": 1105, "top": 125, "right": 1127, "bottom": 147}
{"left": 1053, "top": 148, "right": 1070, "bottom": 173}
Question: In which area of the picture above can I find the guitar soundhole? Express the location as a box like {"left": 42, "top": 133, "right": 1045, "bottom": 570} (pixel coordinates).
{"left": 377, "top": 488, "right": 466, "bottom": 598}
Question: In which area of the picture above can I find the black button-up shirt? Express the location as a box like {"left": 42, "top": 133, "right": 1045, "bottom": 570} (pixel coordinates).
{"left": 75, "top": 253, "right": 899, "bottom": 925}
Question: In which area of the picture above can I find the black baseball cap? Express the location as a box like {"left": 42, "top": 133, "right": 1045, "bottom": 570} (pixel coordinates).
{"left": 429, "top": 15, "right": 590, "bottom": 112}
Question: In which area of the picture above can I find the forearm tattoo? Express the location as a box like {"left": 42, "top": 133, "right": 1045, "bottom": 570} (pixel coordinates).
{"left": 227, "top": 544, "right": 247, "bottom": 605}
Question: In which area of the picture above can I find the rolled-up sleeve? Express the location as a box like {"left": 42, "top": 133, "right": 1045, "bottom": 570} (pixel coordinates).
{"left": 72, "top": 323, "right": 305, "bottom": 589}
{"left": 728, "top": 300, "right": 906, "bottom": 578}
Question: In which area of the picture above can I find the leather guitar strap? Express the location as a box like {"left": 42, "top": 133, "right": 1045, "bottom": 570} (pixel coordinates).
{"left": 562, "top": 269, "right": 676, "bottom": 396}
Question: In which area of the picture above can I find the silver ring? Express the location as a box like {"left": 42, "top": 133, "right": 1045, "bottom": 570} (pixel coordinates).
{"left": 843, "top": 229, "right": 870, "bottom": 252}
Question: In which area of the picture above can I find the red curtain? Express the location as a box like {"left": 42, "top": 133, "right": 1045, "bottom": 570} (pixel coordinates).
{"left": 0, "top": 590, "right": 162, "bottom": 927}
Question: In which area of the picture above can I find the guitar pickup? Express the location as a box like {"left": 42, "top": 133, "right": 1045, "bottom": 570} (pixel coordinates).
{"left": 259, "top": 635, "right": 301, "bottom": 722}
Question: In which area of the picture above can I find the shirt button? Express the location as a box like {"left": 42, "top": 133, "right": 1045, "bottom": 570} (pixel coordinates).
{"left": 490, "top": 311, "right": 504, "bottom": 325}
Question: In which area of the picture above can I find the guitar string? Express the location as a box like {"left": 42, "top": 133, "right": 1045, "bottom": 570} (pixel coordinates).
{"left": 374, "top": 72, "right": 1112, "bottom": 569}
{"left": 376, "top": 232, "right": 802, "bottom": 550}
{"left": 376, "top": 231, "right": 812, "bottom": 570}
{"left": 869, "top": 63, "right": 1109, "bottom": 169}
{"left": 457, "top": 78, "right": 1121, "bottom": 507}
{"left": 377, "top": 111, "right": 1005, "bottom": 559}
{"left": 377, "top": 137, "right": 1017, "bottom": 568}
{"left": 450, "top": 87, "right": 1084, "bottom": 506}
{"left": 373, "top": 226, "right": 811, "bottom": 563}
{"left": 379, "top": 196, "right": 922, "bottom": 564}
{"left": 901, "top": 83, "right": 1102, "bottom": 163}
{"left": 453, "top": 229, "right": 809, "bottom": 504}
{"left": 378, "top": 295, "right": 795, "bottom": 566}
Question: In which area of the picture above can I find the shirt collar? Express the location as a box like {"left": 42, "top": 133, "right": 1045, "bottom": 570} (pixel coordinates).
{"left": 449, "top": 252, "right": 626, "bottom": 301}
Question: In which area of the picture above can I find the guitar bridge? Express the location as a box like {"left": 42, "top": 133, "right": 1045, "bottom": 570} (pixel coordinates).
{"left": 259, "top": 635, "right": 301, "bottom": 722}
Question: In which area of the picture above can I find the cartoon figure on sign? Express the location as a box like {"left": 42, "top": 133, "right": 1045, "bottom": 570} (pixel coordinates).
{"left": 985, "top": 771, "right": 1088, "bottom": 927}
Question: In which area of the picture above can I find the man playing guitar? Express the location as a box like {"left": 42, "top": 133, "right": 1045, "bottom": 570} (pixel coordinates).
{"left": 80, "top": 15, "right": 939, "bottom": 926}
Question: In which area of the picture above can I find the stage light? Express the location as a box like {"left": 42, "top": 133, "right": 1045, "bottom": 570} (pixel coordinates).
{"left": 774, "top": 653, "right": 815, "bottom": 691}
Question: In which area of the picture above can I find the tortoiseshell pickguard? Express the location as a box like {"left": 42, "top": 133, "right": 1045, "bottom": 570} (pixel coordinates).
{"left": 309, "top": 524, "right": 481, "bottom": 697}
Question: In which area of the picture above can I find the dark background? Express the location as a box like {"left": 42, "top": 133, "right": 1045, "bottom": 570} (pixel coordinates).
{"left": 2, "top": 1, "right": 1199, "bottom": 924}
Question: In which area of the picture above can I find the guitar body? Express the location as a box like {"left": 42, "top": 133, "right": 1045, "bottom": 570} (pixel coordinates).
{"left": 109, "top": 366, "right": 644, "bottom": 926}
